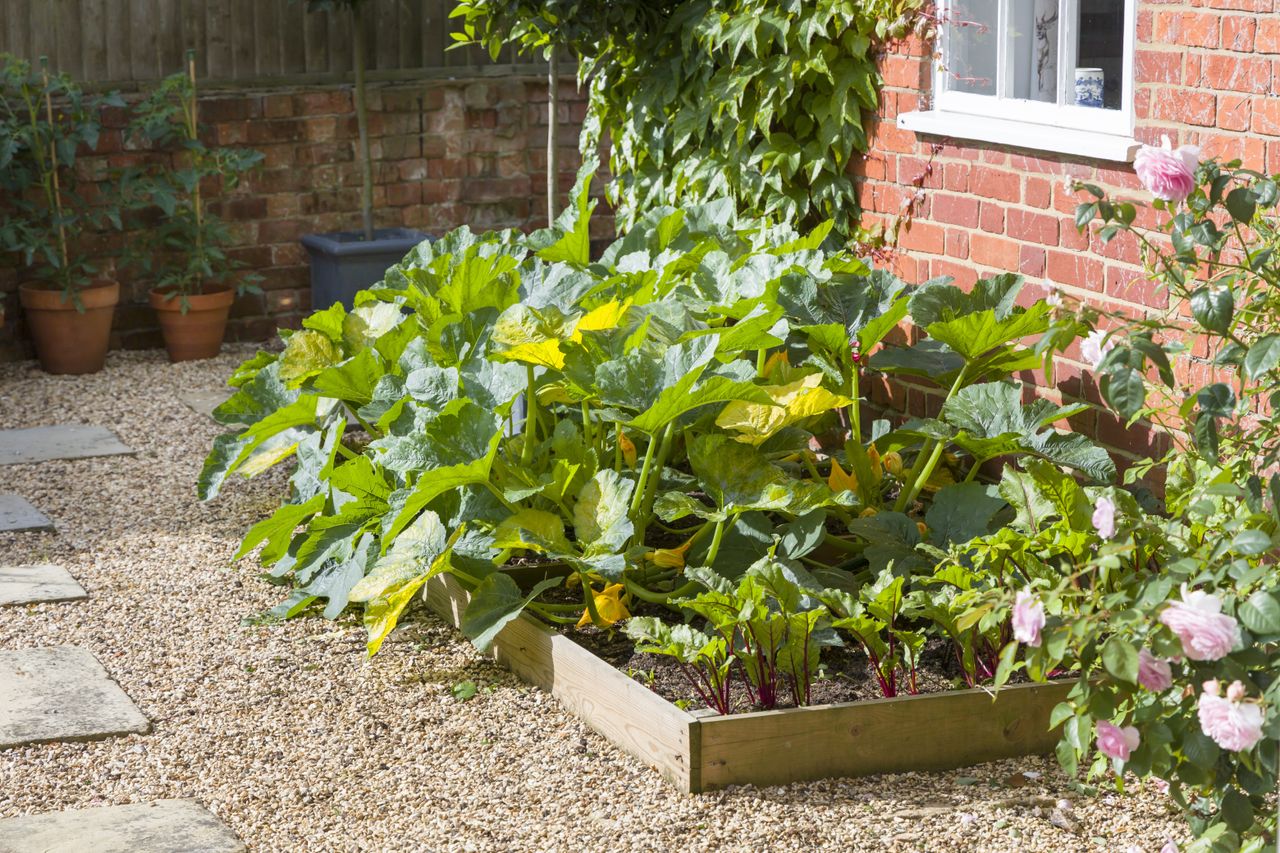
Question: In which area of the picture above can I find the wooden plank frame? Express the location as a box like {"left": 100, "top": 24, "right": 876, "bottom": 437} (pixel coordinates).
{"left": 421, "top": 574, "right": 1071, "bottom": 794}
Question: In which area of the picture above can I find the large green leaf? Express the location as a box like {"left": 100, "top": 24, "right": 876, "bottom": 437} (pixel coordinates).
{"left": 311, "top": 348, "right": 386, "bottom": 406}
{"left": 461, "top": 574, "right": 562, "bottom": 651}
{"left": 924, "top": 483, "right": 1005, "bottom": 548}
{"left": 383, "top": 456, "right": 497, "bottom": 544}
{"left": 628, "top": 375, "right": 773, "bottom": 434}
{"left": 998, "top": 465, "right": 1059, "bottom": 533}
{"left": 373, "top": 400, "right": 503, "bottom": 473}
{"left": 941, "top": 382, "right": 1114, "bottom": 482}
{"left": 572, "top": 469, "right": 635, "bottom": 554}
{"left": 234, "top": 494, "right": 326, "bottom": 564}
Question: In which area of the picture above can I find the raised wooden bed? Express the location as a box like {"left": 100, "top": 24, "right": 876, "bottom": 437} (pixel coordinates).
{"left": 422, "top": 573, "right": 1071, "bottom": 793}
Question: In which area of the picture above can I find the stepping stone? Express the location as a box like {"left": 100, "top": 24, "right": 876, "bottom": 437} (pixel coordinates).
{"left": 179, "top": 389, "right": 233, "bottom": 423}
{"left": 0, "top": 424, "right": 133, "bottom": 466}
{"left": 0, "top": 495, "right": 54, "bottom": 534}
{"left": 0, "top": 647, "right": 149, "bottom": 749}
{"left": 0, "top": 799, "right": 245, "bottom": 853}
{"left": 0, "top": 565, "right": 86, "bottom": 607}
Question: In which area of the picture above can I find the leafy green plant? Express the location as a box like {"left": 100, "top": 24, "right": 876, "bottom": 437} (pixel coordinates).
{"left": 0, "top": 55, "right": 123, "bottom": 304}
{"left": 454, "top": 0, "right": 926, "bottom": 239}
{"left": 121, "top": 55, "right": 263, "bottom": 310}
{"left": 980, "top": 156, "right": 1280, "bottom": 852}
{"left": 202, "top": 197, "right": 1111, "bottom": 728}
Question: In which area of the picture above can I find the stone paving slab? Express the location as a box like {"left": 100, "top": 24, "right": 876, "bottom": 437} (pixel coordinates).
{"left": 0, "top": 496, "right": 54, "bottom": 534}
{"left": 0, "top": 799, "right": 245, "bottom": 853}
{"left": 0, "top": 424, "right": 133, "bottom": 466}
{"left": 179, "top": 389, "right": 232, "bottom": 423}
{"left": 0, "top": 647, "right": 149, "bottom": 749}
{"left": 0, "top": 565, "right": 86, "bottom": 607}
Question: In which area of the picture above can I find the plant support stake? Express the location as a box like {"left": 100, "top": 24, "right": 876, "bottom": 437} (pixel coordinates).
{"left": 546, "top": 45, "right": 559, "bottom": 224}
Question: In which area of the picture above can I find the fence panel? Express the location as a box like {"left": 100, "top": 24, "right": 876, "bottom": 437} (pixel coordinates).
{"left": 0, "top": 0, "right": 539, "bottom": 85}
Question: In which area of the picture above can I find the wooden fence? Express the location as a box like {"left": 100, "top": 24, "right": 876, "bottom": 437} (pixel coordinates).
{"left": 0, "top": 0, "right": 537, "bottom": 87}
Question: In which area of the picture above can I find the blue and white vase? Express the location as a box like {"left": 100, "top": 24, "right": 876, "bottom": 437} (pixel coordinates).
{"left": 1075, "top": 67, "right": 1104, "bottom": 108}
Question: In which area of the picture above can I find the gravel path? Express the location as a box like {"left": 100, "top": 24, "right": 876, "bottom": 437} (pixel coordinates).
{"left": 0, "top": 349, "right": 1189, "bottom": 852}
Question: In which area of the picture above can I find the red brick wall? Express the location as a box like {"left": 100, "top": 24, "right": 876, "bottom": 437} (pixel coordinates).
{"left": 857, "top": 1, "right": 1280, "bottom": 461}
{"left": 0, "top": 74, "right": 588, "bottom": 359}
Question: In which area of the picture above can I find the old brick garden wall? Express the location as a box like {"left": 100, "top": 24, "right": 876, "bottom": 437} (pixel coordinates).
{"left": 0, "top": 73, "right": 587, "bottom": 359}
{"left": 855, "top": 1, "right": 1280, "bottom": 463}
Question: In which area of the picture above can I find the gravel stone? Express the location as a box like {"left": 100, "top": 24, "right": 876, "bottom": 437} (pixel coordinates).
{"left": 0, "top": 349, "right": 1190, "bottom": 852}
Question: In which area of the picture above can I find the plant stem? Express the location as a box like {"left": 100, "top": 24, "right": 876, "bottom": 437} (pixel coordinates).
{"left": 624, "top": 578, "right": 699, "bottom": 604}
{"left": 705, "top": 518, "right": 727, "bottom": 566}
{"left": 521, "top": 365, "right": 537, "bottom": 465}
{"left": 351, "top": 2, "right": 374, "bottom": 242}
{"left": 186, "top": 50, "right": 203, "bottom": 298}
{"left": 895, "top": 364, "right": 969, "bottom": 512}
{"left": 629, "top": 428, "right": 661, "bottom": 519}
{"left": 39, "top": 59, "right": 69, "bottom": 294}
{"left": 637, "top": 421, "right": 676, "bottom": 534}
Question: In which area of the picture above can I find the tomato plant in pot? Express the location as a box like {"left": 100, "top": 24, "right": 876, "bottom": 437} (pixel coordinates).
{"left": 294, "top": 0, "right": 428, "bottom": 311}
{"left": 121, "top": 54, "right": 263, "bottom": 363}
{"left": 0, "top": 55, "right": 123, "bottom": 374}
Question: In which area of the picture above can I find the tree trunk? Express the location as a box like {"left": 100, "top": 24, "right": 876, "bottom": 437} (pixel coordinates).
{"left": 353, "top": 3, "right": 375, "bottom": 242}
{"left": 546, "top": 45, "right": 559, "bottom": 224}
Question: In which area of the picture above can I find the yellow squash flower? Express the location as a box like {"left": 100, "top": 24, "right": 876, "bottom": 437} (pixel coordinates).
{"left": 827, "top": 457, "right": 858, "bottom": 493}
{"left": 646, "top": 538, "right": 693, "bottom": 570}
{"left": 882, "top": 451, "right": 904, "bottom": 477}
{"left": 576, "top": 583, "right": 630, "bottom": 628}
{"left": 618, "top": 430, "right": 637, "bottom": 468}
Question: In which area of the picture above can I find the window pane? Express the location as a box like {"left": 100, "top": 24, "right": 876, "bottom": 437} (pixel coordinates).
{"left": 1075, "top": 0, "right": 1125, "bottom": 110}
{"left": 945, "top": 0, "right": 998, "bottom": 96}
{"left": 1010, "top": 0, "right": 1059, "bottom": 102}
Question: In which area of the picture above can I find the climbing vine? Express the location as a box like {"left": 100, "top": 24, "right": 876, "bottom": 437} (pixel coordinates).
{"left": 454, "top": 0, "right": 926, "bottom": 239}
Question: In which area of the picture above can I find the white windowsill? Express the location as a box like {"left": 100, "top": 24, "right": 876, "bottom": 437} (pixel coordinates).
{"left": 898, "top": 110, "right": 1140, "bottom": 163}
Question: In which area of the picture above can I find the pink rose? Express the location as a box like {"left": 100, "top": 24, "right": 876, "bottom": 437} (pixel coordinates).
{"left": 1158, "top": 587, "right": 1240, "bottom": 661}
{"left": 1133, "top": 135, "right": 1200, "bottom": 202}
{"left": 1137, "top": 648, "right": 1172, "bottom": 692}
{"left": 1080, "top": 329, "right": 1114, "bottom": 370}
{"left": 1197, "top": 681, "right": 1265, "bottom": 752}
{"left": 1096, "top": 719, "right": 1141, "bottom": 761}
{"left": 1012, "top": 590, "right": 1045, "bottom": 647}
{"left": 1092, "top": 496, "right": 1116, "bottom": 539}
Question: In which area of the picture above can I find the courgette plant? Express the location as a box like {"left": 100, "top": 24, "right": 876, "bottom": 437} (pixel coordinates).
{"left": 201, "top": 194, "right": 1110, "bottom": 694}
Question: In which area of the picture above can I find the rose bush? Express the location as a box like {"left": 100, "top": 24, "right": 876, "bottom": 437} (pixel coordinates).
{"left": 977, "top": 147, "right": 1280, "bottom": 852}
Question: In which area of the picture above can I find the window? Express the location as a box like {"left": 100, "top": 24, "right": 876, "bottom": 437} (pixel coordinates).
{"left": 898, "top": 0, "right": 1139, "bottom": 161}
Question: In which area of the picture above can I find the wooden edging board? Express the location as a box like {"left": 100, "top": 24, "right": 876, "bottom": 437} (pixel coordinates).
{"left": 421, "top": 573, "right": 1070, "bottom": 793}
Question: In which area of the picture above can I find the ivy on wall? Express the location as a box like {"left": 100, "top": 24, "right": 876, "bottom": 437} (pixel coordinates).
{"left": 454, "top": 0, "right": 925, "bottom": 239}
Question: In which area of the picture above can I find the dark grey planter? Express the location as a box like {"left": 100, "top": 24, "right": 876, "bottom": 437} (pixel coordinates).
{"left": 300, "top": 228, "right": 430, "bottom": 310}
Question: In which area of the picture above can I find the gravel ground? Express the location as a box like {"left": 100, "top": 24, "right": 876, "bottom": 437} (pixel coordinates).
{"left": 0, "top": 348, "right": 1190, "bottom": 852}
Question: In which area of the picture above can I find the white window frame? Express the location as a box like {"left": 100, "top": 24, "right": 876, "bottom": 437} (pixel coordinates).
{"left": 898, "top": 0, "right": 1140, "bottom": 162}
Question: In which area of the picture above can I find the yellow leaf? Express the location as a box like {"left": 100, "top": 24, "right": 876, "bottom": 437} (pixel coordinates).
{"left": 239, "top": 441, "right": 299, "bottom": 477}
{"left": 496, "top": 339, "right": 565, "bottom": 370}
{"left": 717, "top": 373, "right": 851, "bottom": 445}
{"left": 573, "top": 300, "right": 630, "bottom": 337}
{"left": 828, "top": 457, "right": 858, "bottom": 493}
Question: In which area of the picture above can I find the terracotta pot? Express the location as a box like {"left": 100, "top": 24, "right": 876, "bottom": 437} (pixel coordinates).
{"left": 150, "top": 285, "right": 234, "bottom": 363}
{"left": 19, "top": 281, "right": 119, "bottom": 375}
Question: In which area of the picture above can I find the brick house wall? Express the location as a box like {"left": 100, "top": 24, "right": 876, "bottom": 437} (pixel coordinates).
{"left": 856, "top": 1, "right": 1280, "bottom": 463}
{"left": 0, "top": 74, "right": 588, "bottom": 360}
